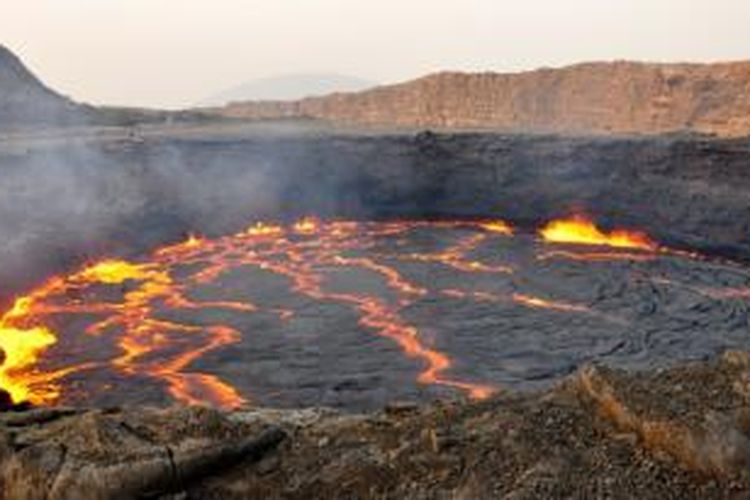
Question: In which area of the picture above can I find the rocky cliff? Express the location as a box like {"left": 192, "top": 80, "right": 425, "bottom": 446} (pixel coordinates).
{"left": 214, "top": 61, "right": 750, "bottom": 137}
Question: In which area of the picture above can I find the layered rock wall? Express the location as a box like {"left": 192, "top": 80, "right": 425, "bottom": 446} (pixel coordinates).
{"left": 216, "top": 62, "right": 750, "bottom": 137}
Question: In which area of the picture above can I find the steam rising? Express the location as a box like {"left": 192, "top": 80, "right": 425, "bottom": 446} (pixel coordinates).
{"left": 0, "top": 135, "right": 283, "bottom": 301}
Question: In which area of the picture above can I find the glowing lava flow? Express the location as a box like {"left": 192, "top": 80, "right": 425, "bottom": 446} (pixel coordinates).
{"left": 539, "top": 216, "right": 657, "bottom": 250}
{"left": 82, "top": 259, "right": 247, "bottom": 409}
{"left": 0, "top": 316, "right": 57, "bottom": 404}
{"left": 207, "top": 220, "right": 496, "bottom": 399}
{"left": 0, "top": 271, "right": 89, "bottom": 404}
{"left": 511, "top": 293, "right": 592, "bottom": 314}
{"left": 0, "top": 219, "right": 519, "bottom": 407}
{"left": 396, "top": 221, "right": 515, "bottom": 274}
{"left": 0, "top": 216, "right": 669, "bottom": 408}
{"left": 439, "top": 289, "right": 625, "bottom": 325}
{"left": 0, "top": 257, "right": 249, "bottom": 409}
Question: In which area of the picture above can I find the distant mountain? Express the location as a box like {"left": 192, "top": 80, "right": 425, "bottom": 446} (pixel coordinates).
{"left": 6, "top": 43, "right": 750, "bottom": 138}
{"left": 210, "top": 61, "right": 750, "bottom": 137}
{"left": 198, "top": 73, "right": 376, "bottom": 107}
{"left": 0, "top": 45, "right": 221, "bottom": 129}
{"left": 0, "top": 44, "right": 92, "bottom": 128}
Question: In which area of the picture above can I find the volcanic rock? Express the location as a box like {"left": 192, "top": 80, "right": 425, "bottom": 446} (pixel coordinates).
{"left": 0, "top": 390, "right": 13, "bottom": 412}
{"left": 211, "top": 61, "right": 750, "bottom": 137}
{"left": 3, "top": 354, "right": 750, "bottom": 497}
{"left": 0, "top": 405, "right": 286, "bottom": 499}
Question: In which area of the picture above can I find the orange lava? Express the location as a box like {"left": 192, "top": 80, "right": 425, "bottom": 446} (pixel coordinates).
{"left": 511, "top": 293, "right": 591, "bottom": 313}
{"left": 0, "top": 219, "right": 522, "bottom": 407}
{"left": 539, "top": 216, "right": 657, "bottom": 250}
{"left": 244, "top": 222, "right": 284, "bottom": 238}
{"left": 293, "top": 216, "right": 320, "bottom": 235}
{"left": 440, "top": 288, "right": 626, "bottom": 325}
{"left": 0, "top": 274, "right": 71, "bottom": 404}
{"left": 479, "top": 220, "right": 514, "bottom": 235}
{"left": 0, "top": 216, "right": 659, "bottom": 408}
{"left": 400, "top": 228, "right": 513, "bottom": 274}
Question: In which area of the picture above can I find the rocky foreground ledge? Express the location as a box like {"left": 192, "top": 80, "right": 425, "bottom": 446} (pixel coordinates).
{"left": 4, "top": 355, "right": 750, "bottom": 499}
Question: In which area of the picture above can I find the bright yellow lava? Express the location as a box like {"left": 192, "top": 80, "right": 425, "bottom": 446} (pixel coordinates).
{"left": 244, "top": 222, "right": 284, "bottom": 237}
{"left": 0, "top": 306, "right": 58, "bottom": 404}
{"left": 293, "top": 217, "right": 320, "bottom": 234}
{"left": 480, "top": 220, "right": 514, "bottom": 235}
{"left": 539, "top": 216, "right": 656, "bottom": 250}
{"left": 80, "top": 260, "right": 151, "bottom": 284}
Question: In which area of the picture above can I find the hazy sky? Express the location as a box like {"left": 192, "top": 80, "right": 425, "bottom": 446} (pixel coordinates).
{"left": 3, "top": 0, "right": 750, "bottom": 108}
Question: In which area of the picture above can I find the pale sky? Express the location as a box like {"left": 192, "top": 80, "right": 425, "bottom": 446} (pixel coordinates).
{"left": 3, "top": 0, "right": 750, "bottom": 109}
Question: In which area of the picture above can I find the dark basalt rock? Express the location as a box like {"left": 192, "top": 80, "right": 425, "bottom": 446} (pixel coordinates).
{"left": 0, "top": 389, "right": 13, "bottom": 412}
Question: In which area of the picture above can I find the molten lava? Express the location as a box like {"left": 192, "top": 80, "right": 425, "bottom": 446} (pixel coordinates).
{"left": 0, "top": 219, "right": 529, "bottom": 408}
{"left": 0, "top": 323, "right": 57, "bottom": 404}
{"left": 539, "top": 216, "right": 656, "bottom": 250}
{"left": 80, "top": 260, "right": 152, "bottom": 284}
{"left": 479, "top": 220, "right": 514, "bottom": 235}
{"left": 0, "top": 216, "right": 691, "bottom": 410}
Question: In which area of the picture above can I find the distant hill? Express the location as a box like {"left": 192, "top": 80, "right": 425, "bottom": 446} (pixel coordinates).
{"left": 0, "top": 45, "right": 221, "bottom": 130}
{"left": 0, "top": 44, "right": 93, "bottom": 128}
{"left": 210, "top": 61, "right": 750, "bottom": 137}
{"left": 198, "top": 73, "right": 376, "bottom": 107}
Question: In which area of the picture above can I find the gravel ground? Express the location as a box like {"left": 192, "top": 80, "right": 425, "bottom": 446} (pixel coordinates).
{"left": 2, "top": 351, "right": 750, "bottom": 498}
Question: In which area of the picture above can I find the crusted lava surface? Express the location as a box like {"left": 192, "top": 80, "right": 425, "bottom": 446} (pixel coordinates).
{"left": 3, "top": 216, "right": 750, "bottom": 413}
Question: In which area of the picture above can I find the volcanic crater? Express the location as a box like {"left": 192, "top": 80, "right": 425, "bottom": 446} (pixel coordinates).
{"left": 3, "top": 125, "right": 750, "bottom": 497}
{"left": 5, "top": 42, "right": 750, "bottom": 497}
{"left": 3, "top": 209, "right": 750, "bottom": 412}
